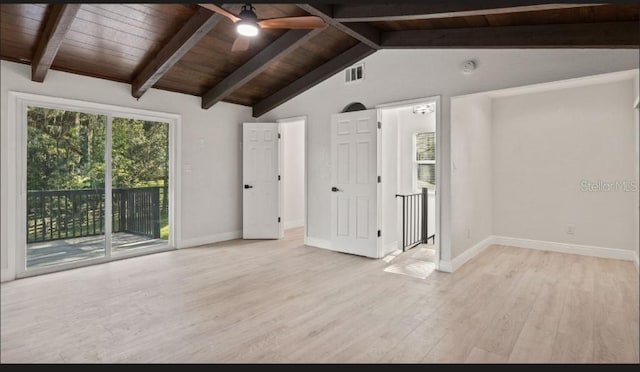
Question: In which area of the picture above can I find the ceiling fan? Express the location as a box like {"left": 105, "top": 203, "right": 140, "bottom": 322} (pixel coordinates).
{"left": 199, "top": 4, "right": 326, "bottom": 52}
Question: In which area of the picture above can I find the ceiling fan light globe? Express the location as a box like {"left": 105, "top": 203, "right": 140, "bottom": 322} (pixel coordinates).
{"left": 236, "top": 21, "right": 259, "bottom": 37}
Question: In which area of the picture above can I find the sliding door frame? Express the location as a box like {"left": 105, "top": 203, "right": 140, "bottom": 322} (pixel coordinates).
{"left": 8, "top": 91, "right": 181, "bottom": 279}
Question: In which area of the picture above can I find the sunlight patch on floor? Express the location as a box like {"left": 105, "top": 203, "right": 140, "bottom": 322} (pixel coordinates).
{"left": 384, "top": 259, "right": 436, "bottom": 279}
{"left": 382, "top": 245, "right": 437, "bottom": 280}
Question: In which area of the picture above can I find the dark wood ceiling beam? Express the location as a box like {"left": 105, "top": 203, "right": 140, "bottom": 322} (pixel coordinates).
{"left": 296, "top": 4, "right": 381, "bottom": 49}
{"left": 202, "top": 28, "right": 324, "bottom": 109}
{"left": 31, "top": 4, "right": 80, "bottom": 82}
{"left": 332, "top": 2, "right": 611, "bottom": 22}
{"left": 131, "top": 6, "right": 228, "bottom": 99}
{"left": 381, "top": 21, "right": 640, "bottom": 48}
{"left": 252, "top": 43, "right": 376, "bottom": 118}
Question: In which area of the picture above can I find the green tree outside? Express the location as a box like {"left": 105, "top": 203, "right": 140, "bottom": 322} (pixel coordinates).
{"left": 27, "top": 106, "right": 170, "bottom": 241}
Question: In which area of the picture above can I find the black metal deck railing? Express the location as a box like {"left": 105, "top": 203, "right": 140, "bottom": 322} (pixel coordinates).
{"left": 395, "top": 187, "right": 435, "bottom": 252}
{"left": 27, "top": 186, "right": 166, "bottom": 243}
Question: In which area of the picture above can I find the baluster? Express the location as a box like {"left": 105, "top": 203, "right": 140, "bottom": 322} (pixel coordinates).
{"left": 85, "top": 192, "right": 89, "bottom": 237}
{"left": 92, "top": 191, "right": 96, "bottom": 235}
{"left": 414, "top": 195, "right": 418, "bottom": 245}
{"left": 56, "top": 194, "right": 60, "bottom": 240}
{"left": 47, "top": 194, "right": 51, "bottom": 241}
{"left": 411, "top": 195, "right": 415, "bottom": 245}
{"left": 401, "top": 197, "right": 406, "bottom": 251}
{"left": 40, "top": 192, "right": 45, "bottom": 241}
{"left": 422, "top": 187, "right": 428, "bottom": 244}
{"left": 64, "top": 194, "right": 68, "bottom": 239}
{"left": 409, "top": 196, "right": 412, "bottom": 246}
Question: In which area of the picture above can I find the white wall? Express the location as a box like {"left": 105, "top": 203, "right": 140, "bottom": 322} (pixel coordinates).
{"left": 381, "top": 108, "right": 399, "bottom": 253}
{"left": 257, "top": 48, "right": 639, "bottom": 261}
{"left": 634, "top": 74, "right": 639, "bottom": 262}
{"left": 281, "top": 119, "right": 305, "bottom": 229}
{"left": 450, "top": 95, "right": 493, "bottom": 258}
{"left": 492, "top": 79, "right": 637, "bottom": 252}
{"left": 1, "top": 60, "right": 253, "bottom": 281}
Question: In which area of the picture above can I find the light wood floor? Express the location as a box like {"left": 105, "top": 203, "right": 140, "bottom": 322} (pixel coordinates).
{"left": 1, "top": 228, "right": 638, "bottom": 363}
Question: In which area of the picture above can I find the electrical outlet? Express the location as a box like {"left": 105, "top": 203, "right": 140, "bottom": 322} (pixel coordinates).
{"left": 466, "top": 228, "right": 471, "bottom": 239}
{"left": 567, "top": 224, "right": 575, "bottom": 235}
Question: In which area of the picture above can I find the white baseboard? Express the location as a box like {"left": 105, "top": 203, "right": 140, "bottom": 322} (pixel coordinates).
{"left": 304, "top": 236, "right": 331, "bottom": 250}
{"left": 492, "top": 236, "right": 637, "bottom": 262}
{"left": 178, "top": 230, "right": 242, "bottom": 249}
{"left": 284, "top": 219, "right": 304, "bottom": 230}
{"left": 1, "top": 267, "right": 15, "bottom": 283}
{"left": 439, "top": 236, "right": 494, "bottom": 273}
{"left": 440, "top": 235, "right": 638, "bottom": 274}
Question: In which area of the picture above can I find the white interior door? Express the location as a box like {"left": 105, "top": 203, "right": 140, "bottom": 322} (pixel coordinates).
{"left": 330, "top": 109, "right": 380, "bottom": 257}
{"left": 243, "top": 122, "right": 281, "bottom": 239}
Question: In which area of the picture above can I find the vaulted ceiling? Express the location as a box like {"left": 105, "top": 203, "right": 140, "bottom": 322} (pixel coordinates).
{"left": 1, "top": 2, "right": 638, "bottom": 117}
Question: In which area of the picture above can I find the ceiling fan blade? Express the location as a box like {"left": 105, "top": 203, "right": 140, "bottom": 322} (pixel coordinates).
{"left": 199, "top": 4, "right": 240, "bottom": 23}
{"left": 231, "top": 35, "right": 251, "bottom": 52}
{"left": 258, "top": 16, "right": 325, "bottom": 29}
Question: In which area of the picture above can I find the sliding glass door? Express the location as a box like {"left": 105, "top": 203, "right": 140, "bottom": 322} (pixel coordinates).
{"left": 111, "top": 117, "right": 169, "bottom": 254}
{"left": 23, "top": 101, "right": 172, "bottom": 274}
{"left": 26, "top": 106, "right": 107, "bottom": 269}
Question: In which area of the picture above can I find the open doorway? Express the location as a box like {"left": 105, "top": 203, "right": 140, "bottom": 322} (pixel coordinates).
{"left": 378, "top": 97, "right": 440, "bottom": 274}
{"left": 278, "top": 117, "right": 306, "bottom": 239}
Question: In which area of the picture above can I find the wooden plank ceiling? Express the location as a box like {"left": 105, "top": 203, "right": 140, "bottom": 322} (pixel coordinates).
{"left": 1, "top": 2, "right": 638, "bottom": 117}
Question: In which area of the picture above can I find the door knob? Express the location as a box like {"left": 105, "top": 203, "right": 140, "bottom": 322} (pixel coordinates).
{"left": 331, "top": 187, "right": 340, "bottom": 192}
{"left": 244, "top": 184, "right": 253, "bottom": 189}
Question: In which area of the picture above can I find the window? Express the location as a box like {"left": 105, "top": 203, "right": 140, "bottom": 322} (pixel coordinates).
{"left": 10, "top": 92, "right": 179, "bottom": 277}
{"left": 415, "top": 132, "right": 436, "bottom": 191}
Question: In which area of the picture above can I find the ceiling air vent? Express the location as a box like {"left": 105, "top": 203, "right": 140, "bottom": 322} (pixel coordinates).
{"left": 345, "top": 63, "right": 364, "bottom": 83}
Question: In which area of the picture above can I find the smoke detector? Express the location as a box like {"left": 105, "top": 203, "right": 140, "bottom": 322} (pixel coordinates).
{"left": 462, "top": 60, "right": 476, "bottom": 74}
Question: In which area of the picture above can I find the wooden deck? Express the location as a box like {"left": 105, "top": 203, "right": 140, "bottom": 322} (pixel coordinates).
{"left": 27, "top": 233, "right": 168, "bottom": 269}
{"left": 2, "top": 227, "right": 638, "bottom": 363}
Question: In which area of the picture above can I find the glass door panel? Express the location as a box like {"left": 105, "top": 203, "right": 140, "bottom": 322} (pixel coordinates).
{"left": 111, "top": 117, "right": 169, "bottom": 255}
{"left": 26, "top": 106, "right": 106, "bottom": 269}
